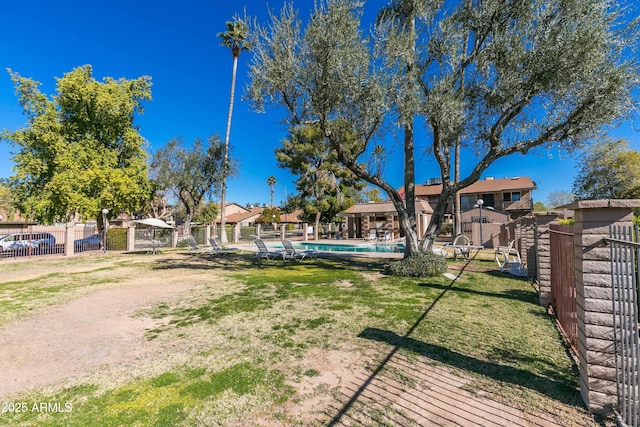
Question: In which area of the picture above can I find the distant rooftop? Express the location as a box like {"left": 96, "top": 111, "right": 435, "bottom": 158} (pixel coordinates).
{"left": 409, "top": 176, "right": 536, "bottom": 197}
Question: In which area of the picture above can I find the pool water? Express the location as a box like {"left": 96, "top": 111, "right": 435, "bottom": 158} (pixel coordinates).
{"left": 295, "top": 242, "right": 405, "bottom": 253}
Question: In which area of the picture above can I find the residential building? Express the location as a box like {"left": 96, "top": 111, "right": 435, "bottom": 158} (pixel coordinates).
{"left": 339, "top": 200, "right": 433, "bottom": 240}
{"left": 404, "top": 176, "right": 537, "bottom": 221}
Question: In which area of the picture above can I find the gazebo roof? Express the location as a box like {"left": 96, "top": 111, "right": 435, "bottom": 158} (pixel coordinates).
{"left": 340, "top": 200, "right": 433, "bottom": 216}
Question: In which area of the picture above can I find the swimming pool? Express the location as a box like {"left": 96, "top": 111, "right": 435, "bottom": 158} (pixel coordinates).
{"left": 294, "top": 242, "right": 405, "bottom": 253}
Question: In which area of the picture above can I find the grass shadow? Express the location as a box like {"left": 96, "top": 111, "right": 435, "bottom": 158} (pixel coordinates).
{"left": 417, "top": 281, "right": 539, "bottom": 305}
{"left": 148, "top": 252, "right": 389, "bottom": 274}
{"left": 357, "top": 327, "right": 580, "bottom": 405}
{"left": 328, "top": 257, "right": 584, "bottom": 426}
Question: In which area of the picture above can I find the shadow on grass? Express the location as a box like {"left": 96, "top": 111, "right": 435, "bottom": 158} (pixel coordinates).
{"left": 327, "top": 256, "right": 583, "bottom": 426}
{"left": 417, "top": 281, "right": 538, "bottom": 305}
{"left": 148, "top": 252, "right": 389, "bottom": 274}
{"left": 357, "top": 327, "right": 578, "bottom": 404}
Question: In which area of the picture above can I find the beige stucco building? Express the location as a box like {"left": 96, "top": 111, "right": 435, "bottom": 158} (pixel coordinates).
{"left": 339, "top": 200, "right": 433, "bottom": 240}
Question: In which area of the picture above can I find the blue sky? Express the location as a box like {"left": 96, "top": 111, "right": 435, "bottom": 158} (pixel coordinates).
{"left": 1, "top": 0, "right": 638, "bottom": 208}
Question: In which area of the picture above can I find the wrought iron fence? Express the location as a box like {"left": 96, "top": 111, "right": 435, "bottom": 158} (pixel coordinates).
{"left": 606, "top": 225, "right": 640, "bottom": 427}
{"left": 549, "top": 224, "right": 577, "bottom": 355}
{"left": 0, "top": 226, "right": 67, "bottom": 258}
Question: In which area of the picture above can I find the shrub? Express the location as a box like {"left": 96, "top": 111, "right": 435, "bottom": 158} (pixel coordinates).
{"left": 384, "top": 251, "right": 447, "bottom": 277}
{"left": 438, "top": 223, "right": 453, "bottom": 236}
{"left": 558, "top": 218, "right": 575, "bottom": 225}
{"left": 106, "top": 228, "right": 127, "bottom": 251}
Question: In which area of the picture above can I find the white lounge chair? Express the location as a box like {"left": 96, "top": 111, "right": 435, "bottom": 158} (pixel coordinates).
{"left": 186, "top": 236, "right": 211, "bottom": 255}
{"left": 364, "top": 229, "right": 378, "bottom": 241}
{"left": 449, "top": 235, "right": 472, "bottom": 259}
{"left": 495, "top": 240, "right": 527, "bottom": 277}
{"left": 377, "top": 230, "right": 391, "bottom": 242}
{"left": 282, "top": 239, "right": 317, "bottom": 261}
{"left": 209, "top": 238, "right": 240, "bottom": 256}
{"left": 252, "top": 236, "right": 284, "bottom": 260}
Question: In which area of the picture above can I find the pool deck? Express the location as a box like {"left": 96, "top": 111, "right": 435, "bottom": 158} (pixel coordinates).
{"left": 237, "top": 238, "right": 408, "bottom": 259}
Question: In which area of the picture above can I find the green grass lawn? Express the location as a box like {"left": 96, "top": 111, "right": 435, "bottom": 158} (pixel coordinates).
{"left": 0, "top": 252, "right": 604, "bottom": 426}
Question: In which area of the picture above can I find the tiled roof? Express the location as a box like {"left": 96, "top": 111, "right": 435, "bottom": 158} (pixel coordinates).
{"left": 341, "top": 199, "right": 433, "bottom": 215}
{"left": 412, "top": 177, "right": 536, "bottom": 197}
{"left": 215, "top": 207, "right": 263, "bottom": 224}
{"left": 280, "top": 209, "right": 304, "bottom": 223}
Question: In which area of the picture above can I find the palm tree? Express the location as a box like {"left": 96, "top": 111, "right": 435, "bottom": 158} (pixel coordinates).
{"left": 266, "top": 176, "right": 277, "bottom": 207}
{"left": 218, "top": 15, "right": 250, "bottom": 242}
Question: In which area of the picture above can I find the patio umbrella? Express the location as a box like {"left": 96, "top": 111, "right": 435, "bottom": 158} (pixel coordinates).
{"left": 133, "top": 218, "right": 174, "bottom": 228}
{"left": 133, "top": 218, "right": 174, "bottom": 253}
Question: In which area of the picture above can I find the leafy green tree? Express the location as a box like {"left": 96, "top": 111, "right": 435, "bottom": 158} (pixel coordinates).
{"left": 266, "top": 176, "right": 277, "bottom": 207}
{"left": 533, "top": 201, "right": 548, "bottom": 212}
{"left": 0, "top": 179, "right": 19, "bottom": 220}
{"left": 193, "top": 201, "right": 220, "bottom": 224}
{"left": 573, "top": 140, "right": 640, "bottom": 200}
{"left": 247, "top": 0, "right": 639, "bottom": 257}
{"left": 255, "top": 206, "right": 281, "bottom": 225}
{"left": 2, "top": 65, "right": 152, "bottom": 224}
{"left": 150, "top": 135, "right": 228, "bottom": 236}
{"left": 218, "top": 14, "right": 251, "bottom": 243}
{"left": 276, "top": 124, "right": 362, "bottom": 241}
{"left": 362, "top": 187, "right": 384, "bottom": 203}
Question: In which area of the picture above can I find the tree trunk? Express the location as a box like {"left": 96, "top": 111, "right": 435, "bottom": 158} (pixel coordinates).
{"left": 314, "top": 210, "right": 321, "bottom": 241}
{"left": 420, "top": 186, "right": 454, "bottom": 251}
{"left": 220, "top": 54, "right": 239, "bottom": 244}
{"left": 184, "top": 213, "right": 193, "bottom": 240}
{"left": 453, "top": 138, "right": 461, "bottom": 236}
{"left": 404, "top": 121, "right": 416, "bottom": 240}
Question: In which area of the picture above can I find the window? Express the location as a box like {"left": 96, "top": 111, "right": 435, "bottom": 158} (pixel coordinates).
{"left": 503, "top": 192, "right": 521, "bottom": 202}
{"left": 471, "top": 216, "right": 490, "bottom": 223}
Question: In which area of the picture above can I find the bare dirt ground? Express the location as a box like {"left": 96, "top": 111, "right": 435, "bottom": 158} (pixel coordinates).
{"left": 0, "top": 252, "right": 605, "bottom": 426}
{"left": 0, "top": 260, "right": 200, "bottom": 396}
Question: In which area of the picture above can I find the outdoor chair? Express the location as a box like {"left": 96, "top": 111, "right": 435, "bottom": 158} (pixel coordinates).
{"left": 377, "top": 230, "right": 391, "bottom": 242}
{"left": 186, "top": 236, "right": 211, "bottom": 255}
{"left": 495, "top": 240, "right": 527, "bottom": 277}
{"left": 252, "top": 236, "right": 284, "bottom": 260}
{"left": 208, "top": 238, "right": 241, "bottom": 256}
{"left": 364, "top": 229, "right": 378, "bottom": 241}
{"left": 449, "top": 235, "right": 472, "bottom": 259}
{"left": 282, "top": 239, "right": 318, "bottom": 261}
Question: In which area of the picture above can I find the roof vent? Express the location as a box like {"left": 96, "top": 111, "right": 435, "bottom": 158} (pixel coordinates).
{"left": 485, "top": 176, "right": 494, "bottom": 180}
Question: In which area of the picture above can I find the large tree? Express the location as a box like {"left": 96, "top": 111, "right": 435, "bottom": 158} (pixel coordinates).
{"left": 0, "top": 179, "right": 19, "bottom": 221}
{"left": 547, "top": 190, "right": 575, "bottom": 208}
{"left": 2, "top": 65, "right": 153, "bottom": 224}
{"left": 150, "top": 135, "right": 228, "bottom": 236}
{"left": 218, "top": 15, "right": 251, "bottom": 243}
{"left": 276, "top": 124, "right": 362, "bottom": 241}
{"left": 573, "top": 140, "right": 640, "bottom": 200}
{"left": 248, "top": 0, "right": 639, "bottom": 257}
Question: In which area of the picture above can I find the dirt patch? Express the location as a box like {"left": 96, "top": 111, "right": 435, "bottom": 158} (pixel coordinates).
{"left": 0, "top": 255, "right": 212, "bottom": 397}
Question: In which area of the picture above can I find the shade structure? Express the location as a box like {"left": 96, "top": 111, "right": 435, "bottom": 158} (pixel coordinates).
{"left": 134, "top": 218, "right": 174, "bottom": 228}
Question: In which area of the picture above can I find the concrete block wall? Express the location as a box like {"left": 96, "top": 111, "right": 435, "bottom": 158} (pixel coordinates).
{"left": 534, "top": 212, "right": 560, "bottom": 307}
{"left": 569, "top": 200, "right": 640, "bottom": 414}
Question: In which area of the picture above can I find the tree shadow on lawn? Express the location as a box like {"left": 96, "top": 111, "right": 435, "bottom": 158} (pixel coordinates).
{"left": 148, "top": 253, "right": 388, "bottom": 274}
{"left": 327, "top": 263, "right": 584, "bottom": 426}
{"left": 417, "top": 280, "right": 539, "bottom": 305}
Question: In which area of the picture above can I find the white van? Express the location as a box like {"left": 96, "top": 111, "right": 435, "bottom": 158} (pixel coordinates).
{"left": 0, "top": 232, "right": 56, "bottom": 252}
